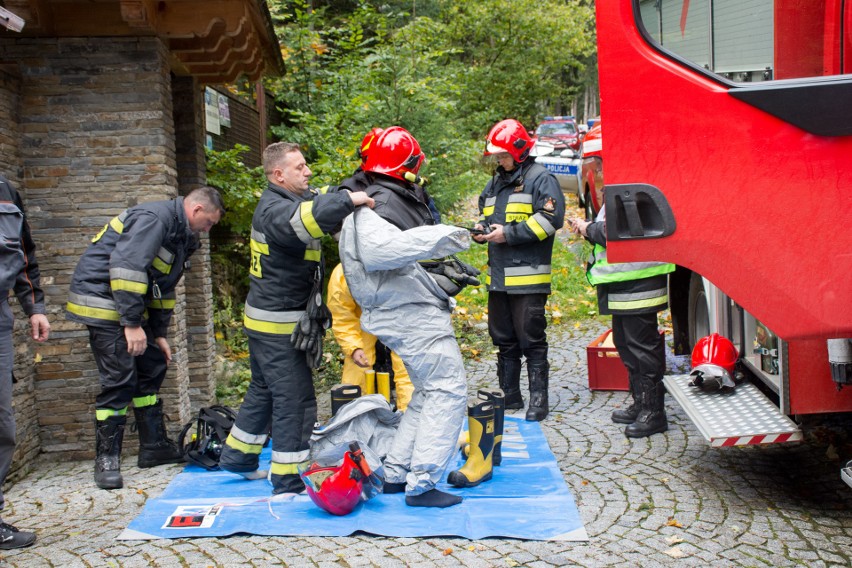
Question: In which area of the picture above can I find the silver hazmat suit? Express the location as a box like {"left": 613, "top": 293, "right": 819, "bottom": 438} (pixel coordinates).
{"left": 339, "top": 207, "right": 469, "bottom": 495}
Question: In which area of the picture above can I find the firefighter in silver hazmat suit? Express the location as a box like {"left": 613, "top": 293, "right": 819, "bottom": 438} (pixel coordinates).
{"left": 340, "top": 206, "right": 470, "bottom": 507}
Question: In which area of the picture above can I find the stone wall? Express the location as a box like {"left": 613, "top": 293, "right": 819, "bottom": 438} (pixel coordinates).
{"left": 0, "top": 36, "right": 217, "bottom": 467}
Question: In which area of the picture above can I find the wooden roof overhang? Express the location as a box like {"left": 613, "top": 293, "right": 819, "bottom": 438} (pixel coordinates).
{"left": 1, "top": 0, "right": 284, "bottom": 84}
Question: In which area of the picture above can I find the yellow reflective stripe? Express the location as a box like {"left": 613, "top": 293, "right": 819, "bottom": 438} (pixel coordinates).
{"left": 110, "top": 216, "right": 125, "bottom": 234}
{"left": 505, "top": 273, "right": 552, "bottom": 286}
{"left": 609, "top": 294, "right": 669, "bottom": 311}
{"left": 244, "top": 313, "right": 297, "bottom": 335}
{"left": 225, "top": 433, "right": 263, "bottom": 455}
{"left": 526, "top": 216, "right": 549, "bottom": 240}
{"left": 132, "top": 394, "right": 157, "bottom": 408}
{"left": 485, "top": 273, "right": 491, "bottom": 285}
{"left": 483, "top": 205, "right": 495, "bottom": 216}
{"left": 270, "top": 462, "right": 303, "bottom": 475}
{"left": 505, "top": 203, "right": 533, "bottom": 214}
{"left": 96, "top": 407, "right": 127, "bottom": 420}
{"left": 316, "top": 185, "right": 330, "bottom": 195}
{"left": 92, "top": 223, "right": 109, "bottom": 243}
{"left": 299, "top": 202, "right": 324, "bottom": 238}
{"left": 66, "top": 301, "right": 121, "bottom": 321}
{"left": 148, "top": 298, "right": 176, "bottom": 309}
{"left": 152, "top": 257, "right": 171, "bottom": 274}
{"left": 250, "top": 238, "right": 269, "bottom": 255}
{"left": 111, "top": 279, "right": 148, "bottom": 294}
{"left": 304, "top": 249, "right": 321, "bottom": 262}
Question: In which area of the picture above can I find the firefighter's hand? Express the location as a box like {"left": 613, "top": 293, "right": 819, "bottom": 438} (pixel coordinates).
{"left": 155, "top": 336, "right": 172, "bottom": 367}
{"left": 483, "top": 223, "right": 506, "bottom": 243}
{"left": 352, "top": 348, "right": 370, "bottom": 368}
{"left": 472, "top": 223, "right": 488, "bottom": 244}
{"left": 348, "top": 191, "right": 375, "bottom": 209}
{"left": 29, "top": 314, "right": 49, "bottom": 343}
{"left": 125, "top": 326, "right": 147, "bottom": 357}
{"left": 570, "top": 217, "right": 590, "bottom": 237}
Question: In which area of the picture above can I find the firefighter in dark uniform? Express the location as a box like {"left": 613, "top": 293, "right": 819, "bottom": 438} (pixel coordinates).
{"left": 474, "top": 119, "right": 565, "bottom": 422}
{"left": 0, "top": 175, "right": 50, "bottom": 549}
{"left": 66, "top": 187, "right": 225, "bottom": 489}
{"left": 571, "top": 209, "right": 675, "bottom": 437}
{"left": 219, "top": 142, "right": 374, "bottom": 495}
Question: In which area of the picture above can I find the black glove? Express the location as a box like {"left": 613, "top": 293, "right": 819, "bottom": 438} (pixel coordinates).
{"left": 422, "top": 256, "right": 481, "bottom": 296}
{"left": 291, "top": 283, "right": 333, "bottom": 368}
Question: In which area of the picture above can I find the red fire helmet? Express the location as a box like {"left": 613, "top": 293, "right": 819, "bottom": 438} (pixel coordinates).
{"left": 484, "top": 119, "right": 533, "bottom": 163}
{"left": 300, "top": 450, "right": 367, "bottom": 516}
{"left": 689, "top": 333, "right": 740, "bottom": 391}
{"left": 358, "top": 127, "right": 384, "bottom": 164}
{"left": 362, "top": 126, "right": 425, "bottom": 181}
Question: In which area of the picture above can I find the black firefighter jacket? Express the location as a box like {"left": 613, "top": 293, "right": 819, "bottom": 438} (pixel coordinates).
{"left": 66, "top": 197, "right": 199, "bottom": 338}
{"left": 0, "top": 175, "right": 45, "bottom": 316}
{"left": 243, "top": 182, "right": 354, "bottom": 336}
{"left": 478, "top": 160, "right": 565, "bottom": 295}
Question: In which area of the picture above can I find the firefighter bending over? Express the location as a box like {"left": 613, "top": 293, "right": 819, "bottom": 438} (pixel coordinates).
{"left": 66, "top": 187, "right": 225, "bottom": 490}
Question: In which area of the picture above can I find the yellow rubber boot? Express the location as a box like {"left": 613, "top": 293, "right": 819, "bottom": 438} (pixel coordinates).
{"left": 477, "top": 388, "right": 505, "bottom": 466}
{"left": 447, "top": 400, "right": 495, "bottom": 488}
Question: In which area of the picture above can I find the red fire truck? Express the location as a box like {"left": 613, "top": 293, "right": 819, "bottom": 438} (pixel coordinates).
{"left": 595, "top": 0, "right": 852, "bottom": 482}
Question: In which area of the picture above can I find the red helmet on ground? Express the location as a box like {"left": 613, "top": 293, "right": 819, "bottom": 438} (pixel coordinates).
{"left": 358, "top": 127, "right": 384, "bottom": 164}
{"left": 362, "top": 126, "right": 425, "bottom": 182}
{"left": 300, "top": 450, "right": 366, "bottom": 516}
{"left": 484, "top": 119, "right": 533, "bottom": 162}
{"left": 689, "top": 333, "right": 740, "bottom": 391}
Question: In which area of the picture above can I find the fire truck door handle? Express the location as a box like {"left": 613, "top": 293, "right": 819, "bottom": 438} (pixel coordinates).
{"left": 604, "top": 183, "right": 676, "bottom": 241}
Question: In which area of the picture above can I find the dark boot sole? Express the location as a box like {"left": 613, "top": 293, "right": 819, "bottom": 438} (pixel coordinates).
{"left": 95, "top": 476, "right": 123, "bottom": 490}
{"left": 447, "top": 470, "right": 492, "bottom": 488}
{"left": 611, "top": 413, "right": 639, "bottom": 424}
{"left": 138, "top": 455, "right": 186, "bottom": 468}
{"left": 624, "top": 422, "right": 669, "bottom": 438}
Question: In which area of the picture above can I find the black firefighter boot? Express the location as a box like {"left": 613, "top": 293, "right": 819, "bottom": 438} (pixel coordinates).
{"left": 133, "top": 400, "right": 186, "bottom": 468}
{"left": 525, "top": 359, "right": 550, "bottom": 422}
{"left": 477, "top": 388, "right": 505, "bottom": 466}
{"left": 497, "top": 355, "right": 524, "bottom": 410}
{"left": 94, "top": 415, "right": 126, "bottom": 490}
{"left": 611, "top": 374, "right": 641, "bottom": 424}
{"left": 624, "top": 376, "right": 668, "bottom": 438}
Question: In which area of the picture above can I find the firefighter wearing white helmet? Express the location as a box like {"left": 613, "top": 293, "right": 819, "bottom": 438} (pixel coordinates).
{"left": 474, "top": 118, "right": 565, "bottom": 422}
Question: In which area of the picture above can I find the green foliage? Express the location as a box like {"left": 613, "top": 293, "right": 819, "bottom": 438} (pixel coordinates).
{"left": 204, "top": 145, "right": 265, "bottom": 235}
{"left": 210, "top": 0, "right": 598, "bottom": 406}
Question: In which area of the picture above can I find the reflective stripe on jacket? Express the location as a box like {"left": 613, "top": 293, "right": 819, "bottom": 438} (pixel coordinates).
{"left": 66, "top": 198, "right": 198, "bottom": 337}
{"left": 478, "top": 161, "right": 565, "bottom": 294}
{"left": 243, "top": 182, "right": 354, "bottom": 336}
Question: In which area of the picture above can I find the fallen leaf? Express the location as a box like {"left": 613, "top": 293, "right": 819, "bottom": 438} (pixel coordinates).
{"left": 663, "top": 546, "right": 687, "bottom": 558}
{"left": 443, "top": 548, "right": 452, "bottom": 556}
{"left": 34, "top": 353, "right": 42, "bottom": 363}
{"left": 581, "top": 480, "right": 589, "bottom": 485}
{"left": 506, "top": 560, "right": 520, "bottom": 567}
{"left": 666, "top": 518, "right": 682, "bottom": 528}
{"left": 467, "top": 545, "right": 476, "bottom": 552}
{"left": 665, "top": 535, "right": 684, "bottom": 545}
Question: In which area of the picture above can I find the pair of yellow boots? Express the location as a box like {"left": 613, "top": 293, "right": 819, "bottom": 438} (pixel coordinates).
{"left": 447, "top": 388, "right": 505, "bottom": 488}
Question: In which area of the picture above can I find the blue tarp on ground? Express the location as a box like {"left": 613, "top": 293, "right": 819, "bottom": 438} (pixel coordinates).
{"left": 119, "top": 416, "right": 587, "bottom": 541}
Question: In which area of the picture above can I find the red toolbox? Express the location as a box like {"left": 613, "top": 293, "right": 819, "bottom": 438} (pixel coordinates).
{"left": 586, "top": 329, "right": 629, "bottom": 391}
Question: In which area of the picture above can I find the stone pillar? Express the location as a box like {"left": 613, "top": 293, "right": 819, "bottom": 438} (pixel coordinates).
{"left": 2, "top": 36, "right": 190, "bottom": 458}
{"left": 171, "top": 76, "right": 217, "bottom": 412}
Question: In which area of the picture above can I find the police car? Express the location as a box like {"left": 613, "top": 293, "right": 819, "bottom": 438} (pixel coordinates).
{"left": 532, "top": 140, "right": 581, "bottom": 198}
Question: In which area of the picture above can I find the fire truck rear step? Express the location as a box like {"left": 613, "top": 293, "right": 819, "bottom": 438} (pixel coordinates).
{"left": 663, "top": 374, "right": 803, "bottom": 447}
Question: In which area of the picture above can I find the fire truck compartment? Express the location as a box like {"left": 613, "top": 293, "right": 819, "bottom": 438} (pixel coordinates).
{"left": 663, "top": 374, "right": 802, "bottom": 447}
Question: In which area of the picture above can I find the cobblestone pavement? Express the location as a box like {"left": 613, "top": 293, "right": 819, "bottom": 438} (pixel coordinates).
{"left": 2, "top": 324, "right": 851, "bottom": 567}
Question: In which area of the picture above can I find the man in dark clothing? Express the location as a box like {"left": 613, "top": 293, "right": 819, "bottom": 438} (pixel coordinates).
{"left": 571, "top": 209, "right": 675, "bottom": 437}
{"left": 219, "top": 142, "right": 374, "bottom": 495}
{"left": 473, "top": 119, "right": 565, "bottom": 422}
{"left": 0, "top": 175, "right": 49, "bottom": 549}
{"left": 66, "top": 187, "right": 225, "bottom": 489}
